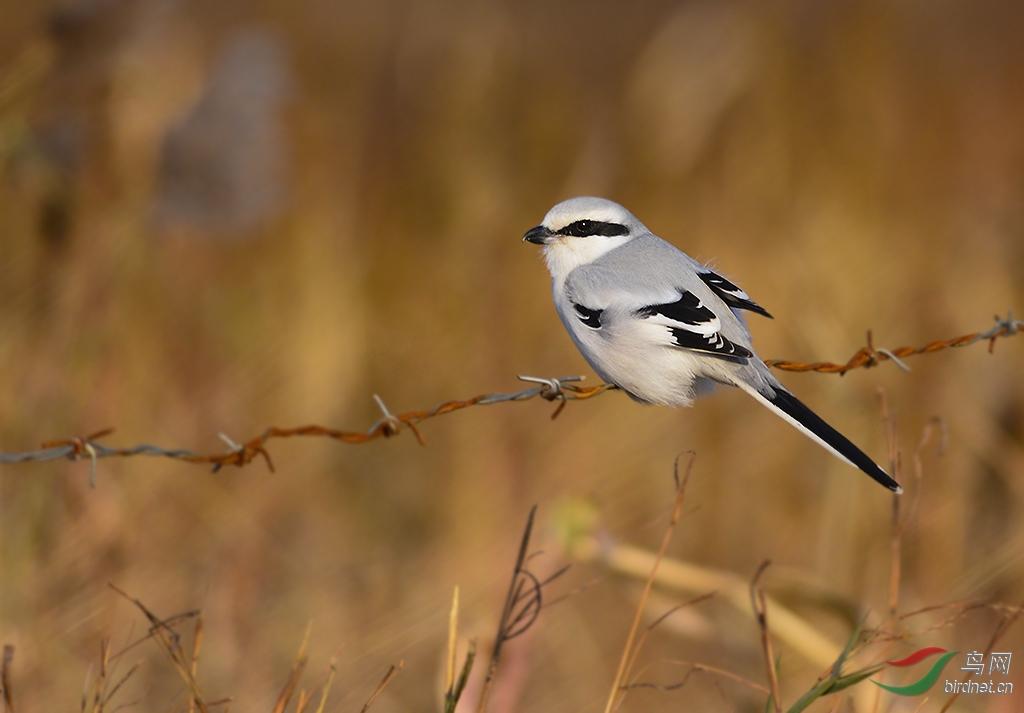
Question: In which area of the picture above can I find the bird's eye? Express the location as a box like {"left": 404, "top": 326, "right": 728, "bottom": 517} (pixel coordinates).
{"left": 557, "top": 220, "right": 629, "bottom": 238}
{"left": 560, "top": 219, "right": 598, "bottom": 237}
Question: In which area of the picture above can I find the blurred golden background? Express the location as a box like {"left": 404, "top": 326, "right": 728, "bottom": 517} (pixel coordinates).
{"left": 1, "top": 0, "right": 1023, "bottom": 710}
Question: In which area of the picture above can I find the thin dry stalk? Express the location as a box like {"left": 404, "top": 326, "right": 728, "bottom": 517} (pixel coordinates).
{"left": 604, "top": 452, "right": 694, "bottom": 713}
{"left": 750, "top": 560, "right": 782, "bottom": 713}
{"left": 712, "top": 679, "right": 740, "bottom": 713}
{"left": 445, "top": 643, "right": 477, "bottom": 713}
{"left": 656, "top": 660, "right": 769, "bottom": 695}
{"left": 868, "top": 390, "right": 903, "bottom": 713}
{"left": 294, "top": 648, "right": 344, "bottom": 713}
{"left": 100, "top": 660, "right": 142, "bottom": 713}
{"left": 150, "top": 624, "right": 208, "bottom": 712}
{"left": 83, "top": 639, "right": 142, "bottom": 713}
{"left": 77, "top": 639, "right": 144, "bottom": 713}
{"left": 271, "top": 622, "right": 311, "bottom": 713}
{"left": 80, "top": 664, "right": 91, "bottom": 713}
{"left": 540, "top": 576, "right": 604, "bottom": 610}
{"left": 359, "top": 661, "right": 403, "bottom": 713}
{"left": 621, "top": 591, "right": 717, "bottom": 690}
{"left": 312, "top": 659, "right": 337, "bottom": 713}
{"left": 2, "top": 645, "right": 13, "bottom": 713}
{"left": 446, "top": 586, "right": 459, "bottom": 694}
{"left": 855, "top": 390, "right": 890, "bottom": 712}
{"left": 938, "top": 597, "right": 1024, "bottom": 713}
{"left": 887, "top": 492, "right": 902, "bottom": 614}
{"left": 868, "top": 600, "right": 1024, "bottom": 642}
{"left": 871, "top": 400, "right": 945, "bottom": 713}
{"left": 618, "top": 667, "right": 697, "bottom": 694}
{"left": 189, "top": 617, "right": 204, "bottom": 713}
{"left": 92, "top": 640, "right": 110, "bottom": 713}
{"left": 908, "top": 419, "right": 942, "bottom": 525}
{"left": 443, "top": 586, "right": 478, "bottom": 713}
{"left": 108, "top": 585, "right": 209, "bottom": 713}
{"left": 477, "top": 505, "right": 567, "bottom": 713}
{"left": 876, "top": 389, "right": 904, "bottom": 620}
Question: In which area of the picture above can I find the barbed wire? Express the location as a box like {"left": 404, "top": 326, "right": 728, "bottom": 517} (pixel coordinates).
{"left": 765, "top": 310, "right": 1020, "bottom": 374}
{"left": 0, "top": 311, "right": 1019, "bottom": 479}
{"left": 0, "top": 378, "right": 615, "bottom": 482}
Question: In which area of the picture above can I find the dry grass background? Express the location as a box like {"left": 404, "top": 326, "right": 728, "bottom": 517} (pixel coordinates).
{"left": 1, "top": 0, "right": 1023, "bottom": 710}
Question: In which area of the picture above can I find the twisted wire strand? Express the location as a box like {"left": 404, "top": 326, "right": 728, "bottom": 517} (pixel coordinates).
{"left": 1, "top": 312, "right": 1020, "bottom": 474}
{"left": 764, "top": 311, "right": 1020, "bottom": 373}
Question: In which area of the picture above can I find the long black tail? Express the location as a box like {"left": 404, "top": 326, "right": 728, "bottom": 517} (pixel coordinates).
{"left": 739, "top": 384, "right": 902, "bottom": 492}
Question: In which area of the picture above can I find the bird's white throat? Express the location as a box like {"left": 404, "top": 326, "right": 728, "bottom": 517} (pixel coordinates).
{"left": 542, "top": 233, "right": 634, "bottom": 282}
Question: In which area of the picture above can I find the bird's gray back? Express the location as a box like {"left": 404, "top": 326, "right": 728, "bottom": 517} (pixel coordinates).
{"left": 566, "top": 234, "right": 732, "bottom": 326}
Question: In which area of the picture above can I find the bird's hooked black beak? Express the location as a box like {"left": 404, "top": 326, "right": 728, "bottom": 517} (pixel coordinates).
{"left": 523, "top": 225, "right": 555, "bottom": 245}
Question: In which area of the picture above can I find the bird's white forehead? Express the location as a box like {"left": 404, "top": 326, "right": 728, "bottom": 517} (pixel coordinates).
{"left": 541, "top": 197, "right": 639, "bottom": 231}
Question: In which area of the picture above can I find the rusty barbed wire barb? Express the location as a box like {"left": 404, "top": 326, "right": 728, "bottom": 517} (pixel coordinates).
{"left": 763, "top": 310, "right": 1022, "bottom": 374}
{"left": 0, "top": 311, "right": 1019, "bottom": 474}
{"left": 0, "top": 376, "right": 613, "bottom": 472}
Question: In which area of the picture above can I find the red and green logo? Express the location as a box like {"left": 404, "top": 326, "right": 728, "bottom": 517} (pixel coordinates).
{"left": 872, "top": 647, "right": 959, "bottom": 696}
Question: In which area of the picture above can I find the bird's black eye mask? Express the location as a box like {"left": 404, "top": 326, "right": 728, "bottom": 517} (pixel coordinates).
{"left": 556, "top": 220, "right": 629, "bottom": 238}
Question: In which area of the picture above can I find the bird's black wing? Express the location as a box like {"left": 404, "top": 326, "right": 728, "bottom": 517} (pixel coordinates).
{"left": 636, "top": 290, "right": 752, "bottom": 362}
{"left": 698, "top": 270, "right": 773, "bottom": 318}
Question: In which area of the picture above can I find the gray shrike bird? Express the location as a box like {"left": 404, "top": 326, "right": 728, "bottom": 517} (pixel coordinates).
{"left": 523, "top": 196, "right": 900, "bottom": 493}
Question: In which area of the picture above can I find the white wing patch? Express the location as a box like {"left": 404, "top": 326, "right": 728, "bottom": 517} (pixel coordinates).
{"left": 635, "top": 290, "right": 752, "bottom": 361}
